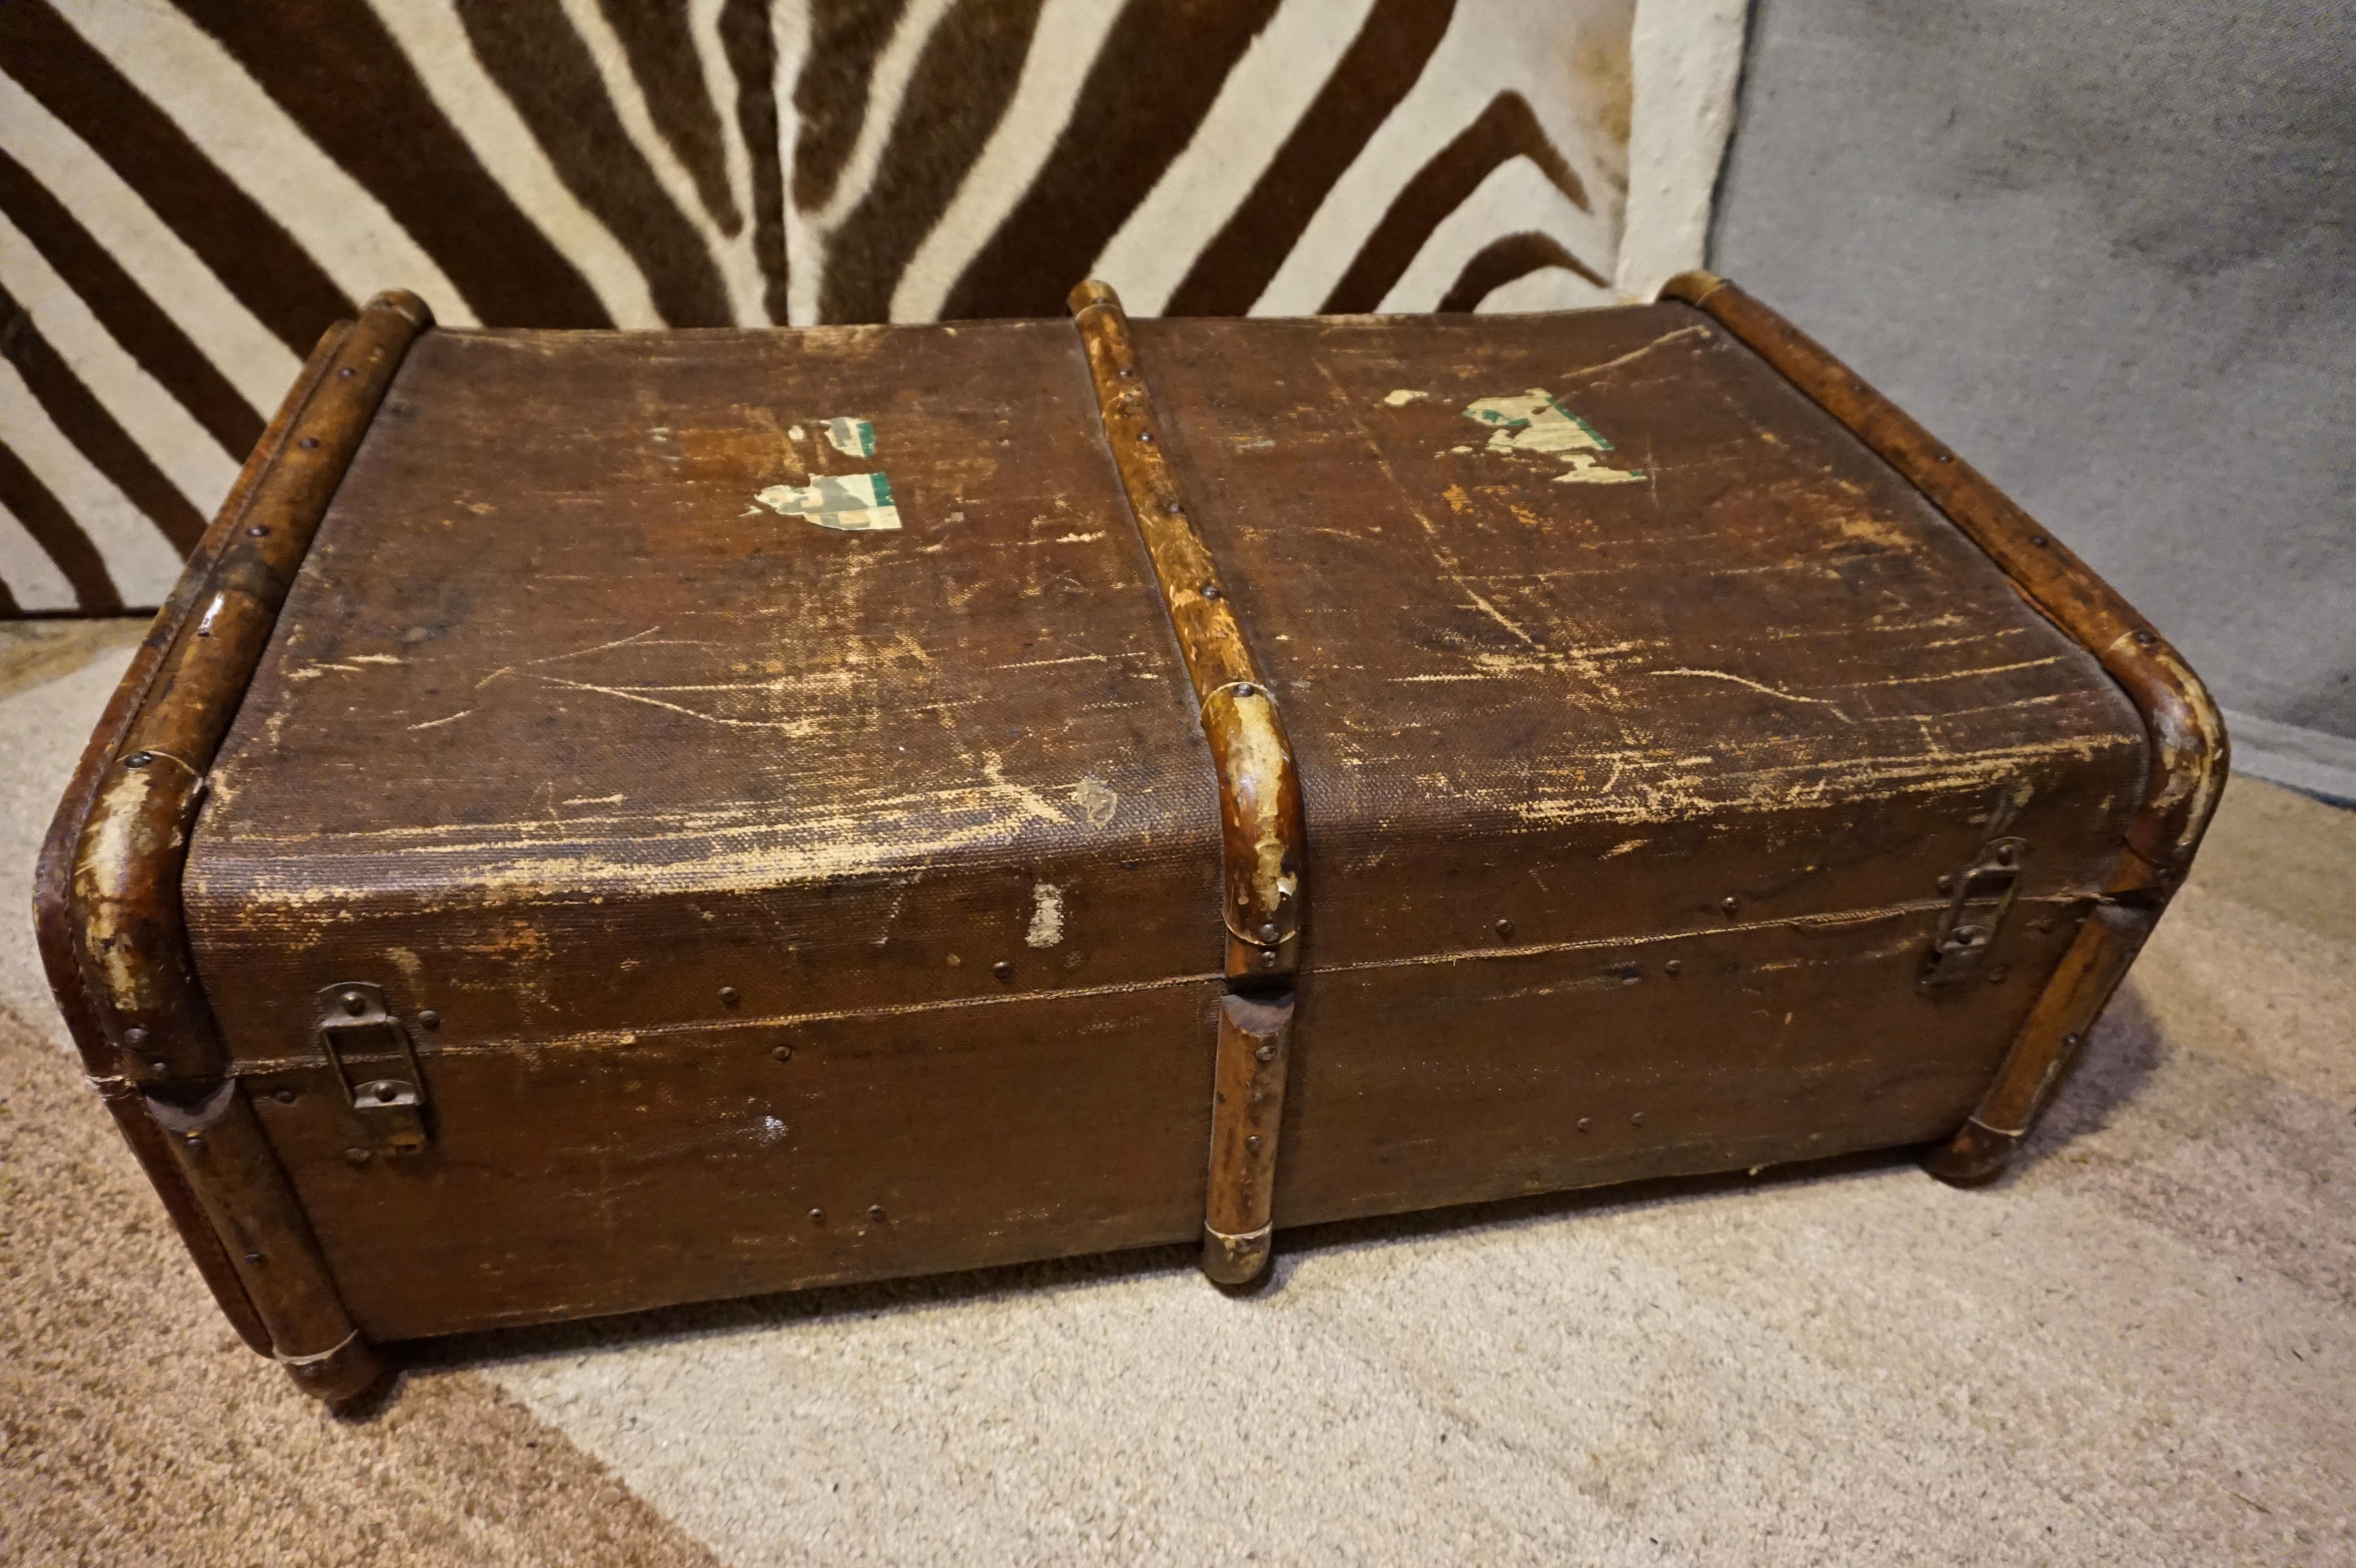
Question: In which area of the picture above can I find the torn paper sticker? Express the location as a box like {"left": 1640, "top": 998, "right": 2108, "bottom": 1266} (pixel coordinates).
{"left": 1462, "top": 389, "right": 1644, "bottom": 484}
{"left": 822, "top": 416, "right": 875, "bottom": 457}
{"left": 756, "top": 471, "right": 902, "bottom": 531}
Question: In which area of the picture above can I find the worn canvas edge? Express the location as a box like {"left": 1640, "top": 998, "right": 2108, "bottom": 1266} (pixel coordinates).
{"left": 1617, "top": 0, "right": 1751, "bottom": 301}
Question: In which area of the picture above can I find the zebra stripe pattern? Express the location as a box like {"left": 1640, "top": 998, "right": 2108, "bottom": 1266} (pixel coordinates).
{"left": 0, "top": 0, "right": 1740, "bottom": 614}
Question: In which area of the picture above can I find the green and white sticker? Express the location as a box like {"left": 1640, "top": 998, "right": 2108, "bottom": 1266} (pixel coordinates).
{"left": 757, "top": 471, "right": 902, "bottom": 531}
{"left": 1462, "top": 389, "right": 1644, "bottom": 484}
{"left": 822, "top": 416, "right": 876, "bottom": 457}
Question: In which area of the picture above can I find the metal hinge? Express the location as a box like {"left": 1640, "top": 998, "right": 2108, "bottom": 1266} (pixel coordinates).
{"left": 315, "top": 982, "right": 430, "bottom": 1153}
{"left": 1920, "top": 837, "right": 2025, "bottom": 991}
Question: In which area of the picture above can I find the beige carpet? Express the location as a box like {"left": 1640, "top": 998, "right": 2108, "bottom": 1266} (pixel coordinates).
{"left": 3, "top": 623, "right": 2349, "bottom": 1566}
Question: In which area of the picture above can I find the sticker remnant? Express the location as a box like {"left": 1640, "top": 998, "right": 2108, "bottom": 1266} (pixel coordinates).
{"left": 823, "top": 416, "right": 876, "bottom": 457}
{"left": 1072, "top": 775, "right": 1118, "bottom": 828}
{"left": 756, "top": 471, "right": 902, "bottom": 531}
{"left": 1463, "top": 389, "right": 1644, "bottom": 483}
{"left": 1384, "top": 389, "right": 1430, "bottom": 406}
{"left": 1026, "top": 882, "right": 1066, "bottom": 948}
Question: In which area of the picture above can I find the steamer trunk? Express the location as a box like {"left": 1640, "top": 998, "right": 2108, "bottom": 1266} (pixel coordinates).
{"left": 38, "top": 279, "right": 2224, "bottom": 1401}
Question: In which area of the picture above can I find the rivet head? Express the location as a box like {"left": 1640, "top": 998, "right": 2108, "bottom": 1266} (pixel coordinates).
{"left": 772, "top": 1045, "right": 793, "bottom": 1063}
{"left": 1938, "top": 874, "right": 1955, "bottom": 892}
{"left": 123, "top": 1025, "right": 149, "bottom": 1046}
{"left": 992, "top": 960, "right": 1014, "bottom": 981}
{"left": 1720, "top": 896, "right": 1739, "bottom": 915}
{"left": 1257, "top": 922, "right": 1280, "bottom": 943}
{"left": 150, "top": 1060, "right": 170, "bottom": 1074}
{"left": 868, "top": 1204, "right": 886, "bottom": 1221}
{"left": 1258, "top": 949, "right": 1279, "bottom": 969}
{"left": 244, "top": 1251, "right": 264, "bottom": 1265}
{"left": 1233, "top": 682, "right": 1256, "bottom": 699}
{"left": 184, "top": 1134, "right": 206, "bottom": 1151}
{"left": 344, "top": 1147, "right": 374, "bottom": 1167}
{"left": 1995, "top": 844, "right": 2017, "bottom": 866}
{"left": 124, "top": 752, "right": 152, "bottom": 768}
{"left": 247, "top": 524, "right": 269, "bottom": 537}
{"left": 274, "top": 1087, "right": 298, "bottom": 1105}
{"left": 1245, "top": 1135, "right": 1262, "bottom": 1153}
{"left": 809, "top": 1207, "right": 825, "bottom": 1223}
{"left": 1577, "top": 1117, "right": 1592, "bottom": 1132}
{"left": 1137, "top": 430, "right": 1154, "bottom": 443}
{"left": 1987, "top": 964, "right": 2011, "bottom": 984}
{"left": 1200, "top": 582, "right": 1221, "bottom": 599}
{"left": 338, "top": 367, "right": 355, "bottom": 378}
{"left": 2064, "top": 1032, "right": 2081, "bottom": 1047}
{"left": 1631, "top": 1112, "right": 1646, "bottom": 1127}
{"left": 341, "top": 990, "right": 367, "bottom": 1016}
{"left": 298, "top": 436, "right": 319, "bottom": 449}
{"left": 1254, "top": 1043, "right": 1274, "bottom": 1062}
{"left": 719, "top": 986, "right": 741, "bottom": 1006}
{"left": 417, "top": 1009, "right": 441, "bottom": 1030}
{"left": 1664, "top": 959, "right": 1682, "bottom": 976}
{"left": 1162, "top": 499, "right": 1182, "bottom": 514}
{"left": 2134, "top": 629, "right": 2156, "bottom": 645}
{"left": 1494, "top": 918, "right": 1514, "bottom": 939}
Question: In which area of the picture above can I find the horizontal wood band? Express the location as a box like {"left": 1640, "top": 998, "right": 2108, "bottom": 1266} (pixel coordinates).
{"left": 1657, "top": 271, "right": 2228, "bottom": 1181}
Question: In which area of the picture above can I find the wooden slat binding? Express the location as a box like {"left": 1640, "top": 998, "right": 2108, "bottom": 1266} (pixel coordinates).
{"left": 40, "top": 289, "right": 434, "bottom": 1401}
{"left": 1069, "top": 279, "right": 1306, "bottom": 1284}
{"left": 1658, "top": 271, "right": 2229, "bottom": 1182}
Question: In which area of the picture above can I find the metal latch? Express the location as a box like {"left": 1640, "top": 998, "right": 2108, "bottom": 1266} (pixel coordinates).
{"left": 316, "top": 982, "right": 430, "bottom": 1153}
{"left": 1920, "top": 837, "right": 2025, "bottom": 991}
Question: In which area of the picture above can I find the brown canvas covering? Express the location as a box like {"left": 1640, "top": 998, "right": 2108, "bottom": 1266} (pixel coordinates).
{"left": 38, "top": 279, "right": 2224, "bottom": 1402}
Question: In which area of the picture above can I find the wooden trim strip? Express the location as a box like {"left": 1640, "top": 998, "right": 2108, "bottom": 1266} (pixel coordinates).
{"left": 1067, "top": 281, "right": 1306, "bottom": 981}
{"left": 1068, "top": 279, "right": 1305, "bottom": 1286}
{"left": 1658, "top": 271, "right": 2229, "bottom": 1182}
{"left": 38, "top": 290, "right": 434, "bottom": 1400}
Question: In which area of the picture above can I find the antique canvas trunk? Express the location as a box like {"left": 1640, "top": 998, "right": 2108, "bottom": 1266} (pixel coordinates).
{"left": 38, "top": 277, "right": 2225, "bottom": 1403}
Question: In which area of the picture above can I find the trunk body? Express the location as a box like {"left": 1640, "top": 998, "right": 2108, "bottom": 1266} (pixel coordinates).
{"left": 40, "top": 284, "right": 2218, "bottom": 1386}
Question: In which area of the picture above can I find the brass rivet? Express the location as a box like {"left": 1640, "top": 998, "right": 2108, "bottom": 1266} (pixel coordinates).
{"left": 809, "top": 1207, "right": 824, "bottom": 1223}
{"left": 1631, "top": 1112, "right": 1645, "bottom": 1127}
{"left": 344, "top": 1147, "right": 373, "bottom": 1167}
{"left": 1234, "top": 683, "right": 1256, "bottom": 699}
{"left": 1937, "top": 874, "right": 1954, "bottom": 892}
{"left": 1995, "top": 844, "right": 2017, "bottom": 866}
{"left": 274, "top": 1088, "right": 298, "bottom": 1105}
{"left": 1245, "top": 1135, "right": 1262, "bottom": 1153}
{"left": 124, "top": 752, "right": 152, "bottom": 768}
{"left": 1577, "top": 1117, "right": 1592, "bottom": 1132}
{"left": 184, "top": 1134, "right": 206, "bottom": 1151}
{"left": 298, "top": 436, "right": 319, "bottom": 449}
{"left": 1258, "top": 949, "right": 1279, "bottom": 969}
{"left": 1720, "top": 896, "right": 1739, "bottom": 915}
{"left": 418, "top": 1009, "right": 441, "bottom": 1030}
{"left": 1162, "top": 499, "right": 1182, "bottom": 514}
{"left": 868, "top": 1204, "right": 886, "bottom": 1221}
{"left": 947, "top": 953, "right": 962, "bottom": 967}
{"left": 1495, "top": 918, "right": 1514, "bottom": 939}
{"left": 772, "top": 1045, "right": 793, "bottom": 1063}
{"left": 1138, "top": 431, "right": 1154, "bottom": 443}
{"left": 719, "top": 986, "right": 741, "bottom": 1006}
{"left": 1254, "top": 1044, "right": 1274, "bottom": 1062}
{"left": 341, "top": 990, "right": 367, "bottom": 1016}
{"left": 1258, "top": 922, "right": 1280, "bottom": 943}
{"left": 1664, "top": 959, "right": 1682, "bottom": 976}
{"left": 1200, "top": 582, "right": 1221, "bottom": 599}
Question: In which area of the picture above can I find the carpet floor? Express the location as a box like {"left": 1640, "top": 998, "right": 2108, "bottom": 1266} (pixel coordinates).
{"left": 2, "top": 624, "right": 2348, "bottom": 1566}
